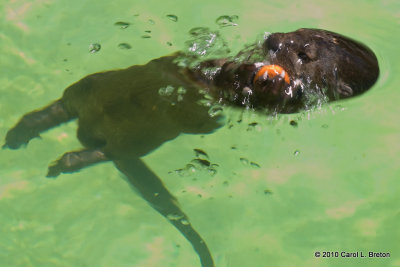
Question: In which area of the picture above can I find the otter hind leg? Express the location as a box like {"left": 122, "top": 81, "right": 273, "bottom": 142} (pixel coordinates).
{"left": 3, "top": 100, "right": 74, "bottom": 149}
{"left": 115, "top": 158, "right": 214, "bottom": 267}
{"left": 47, "top": 148, "right": 108, "bottom": 177}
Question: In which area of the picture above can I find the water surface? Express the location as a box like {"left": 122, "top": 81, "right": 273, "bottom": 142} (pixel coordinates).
{"left": 1, "top": 0, "right": 399, "bottom": 266}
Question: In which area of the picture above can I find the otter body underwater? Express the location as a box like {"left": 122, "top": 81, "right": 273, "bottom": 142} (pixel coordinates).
{"left": 4, "top": 28, "right": 379, "bottom": 267}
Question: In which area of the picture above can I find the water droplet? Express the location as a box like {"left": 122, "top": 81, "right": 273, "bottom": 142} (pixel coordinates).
{"left": 174, "top": 168, "right": 185, "bottom": 176}
{"left": 191, "top": 158, "right": 211, "bottom": 167}
{"left": 158, "top": 85, "right": 175, "bottom": 96}
{"left": 177, "top": 95, "right": 184, "bottom": 102}
{"left": 114, "top": 21, "right": 130, "bottom": 29}
{"left": 148, "top": 19, "right": 155, "bottom": 25}
{"left": 144, "top": 30, "right": 151, "bottom": 33}
{"left": 167, "top": 42, "right": 173, "bottom": 46}
{"left": 294, "top": 150, "right": 300, "bottom": 156}
{"left": 154, "top": 192, "right": 159, "bottom": 197}
{"left": 118, "top": 43, "right": 132, "bottom": 50}
{"left": 89, "top": 43, "right": 101, "bottom": 53}
{"left": 289, "top": 120, "right": 298, "bottom": 127}
{"left": 247, "top": 122, "right": 259, "bottom": 131}
{"left": 264, "top": 189, "right": 273, "bottom": 195}
{"left": 240, "top": 157, "right": 249, "bottom": 165}
{"left": 188, "top": 27, "right": 209, "bottom": 36}
{"left": 321, "top": 124, "right": 329, "bottom": 129}
{"left": 185, "top": 164, "right": 197, "bottom": 173}
{"left": 197, "top": 100, "right": 211, "bottom": 108}
{"left": 141, "top": 35, "right": 151, "bottom": 39}
{"left": 208, "top": 105, "right": 223, "bottom": 117}
{"left": 208, "top": 168, "right": 217, "bottom": 176}
{"left": 166, "top": 14, "right": 178, "bottom": 22}
{"left": 215, "top": 15, "right": 239, "bottom": 27}
{"left": 250, "top": 162, "right": 261, "bottom": 168}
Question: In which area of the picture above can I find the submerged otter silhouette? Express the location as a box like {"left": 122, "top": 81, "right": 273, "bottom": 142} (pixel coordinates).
{"left": 3, "top": 28, "right": 379, "bottom": 267}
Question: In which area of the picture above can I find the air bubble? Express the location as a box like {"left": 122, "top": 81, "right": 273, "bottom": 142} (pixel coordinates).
{"left": 294, "top": 150, "right": 300, "bottom": 156}
{"left": 141, "top": 35, "right": 151, "bottom": 39}
{"left": 177, "top": 87, "right": 187, "bottom": 94}
{"left": 240, "top": 157, "right": 249, "bottom": 165}
{"left": 148, "top": 19, "right": 155, "bottom": 25}
{"left": 250, "top": 162, "right": 261, "bottom": 168}
{"left": 167, "top": 213, "right": 184, "bottom": 221}
{"left": 189, "top": 27, "right": 209, "bottom": 36}
{"left": 114, "top": 21, "right": 130, "bottom": 29}
{"left": 197, "top": 99, "right": 212, "bottom": 107}
{"left": 264, "top": 189, "right": 273, "bottom": 195}
{"left": 166, "top": 14, "right": 178, "bottom": 22}
{"left": 89, "top": 43, "right": 101, "bottom": 53}
{"left": 158, "top": 85, "right": 175, "bottom": 96}
{"left": 208, "top": 168, "right": 217, "bottom": 176}
{"left": 180, "top": 219, "right": 190, "bottom": 225}
{"left": 185, "top": 164, "right": 197, "bottom": 173}
{"left": 118, "top": 43, "right": 132, "bottom": 50}
{"left": 208, "top": 105, "right": 223, "bottom": 117}
{"left": 194, "top": 148, "right": 208, "bottom": 159}
{"left": 191, "top": 159, "right": 211, "bottom": 168}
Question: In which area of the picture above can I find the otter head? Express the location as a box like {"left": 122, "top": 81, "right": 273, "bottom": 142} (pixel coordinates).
{"left": 264, "top": 28, "right": 379, "bottom": 100}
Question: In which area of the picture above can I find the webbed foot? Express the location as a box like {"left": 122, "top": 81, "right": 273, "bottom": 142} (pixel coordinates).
{"left": 47, "top": 149, "right": 108, "bottom": 177}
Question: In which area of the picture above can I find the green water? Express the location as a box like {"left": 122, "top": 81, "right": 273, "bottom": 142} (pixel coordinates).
{"left": 1, "top": 0, "right": 399, "bottom": 266}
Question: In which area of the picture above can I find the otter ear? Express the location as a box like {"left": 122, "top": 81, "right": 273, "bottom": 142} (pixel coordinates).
{"left": 337, "top": 81, "right": 353, "bottom": 97}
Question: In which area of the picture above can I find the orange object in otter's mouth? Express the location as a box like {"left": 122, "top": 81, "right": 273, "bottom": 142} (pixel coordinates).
{"left": 253, "top": 65, "right": 290, "bottom": 85}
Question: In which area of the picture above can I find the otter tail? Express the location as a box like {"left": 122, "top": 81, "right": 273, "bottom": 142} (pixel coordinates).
{"left": 114, "top": 158, "right": 214, "bottom": 267}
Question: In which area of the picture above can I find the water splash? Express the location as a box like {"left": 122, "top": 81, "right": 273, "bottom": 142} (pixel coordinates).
{"left": 174, "top": 27, "right": 230, "bottom": 68}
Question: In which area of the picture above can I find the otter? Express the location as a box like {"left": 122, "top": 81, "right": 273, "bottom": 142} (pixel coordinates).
{"left": 3, "top": 28, "right": 379, "bottom": 267}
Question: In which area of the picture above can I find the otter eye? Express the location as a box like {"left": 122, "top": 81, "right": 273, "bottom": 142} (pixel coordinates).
{"left": 298, "top": 52, "right": 310, "bottom": 62}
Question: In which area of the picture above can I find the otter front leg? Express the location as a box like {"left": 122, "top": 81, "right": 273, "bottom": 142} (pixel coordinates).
{"left": 115, "top": 158, "right": 214, "bottom": 267}
{"left": 47, "top": 148, "right": 108, "bottom": 177}
{"left": 3, "top": 100, "right": 74, "bottom": 149}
